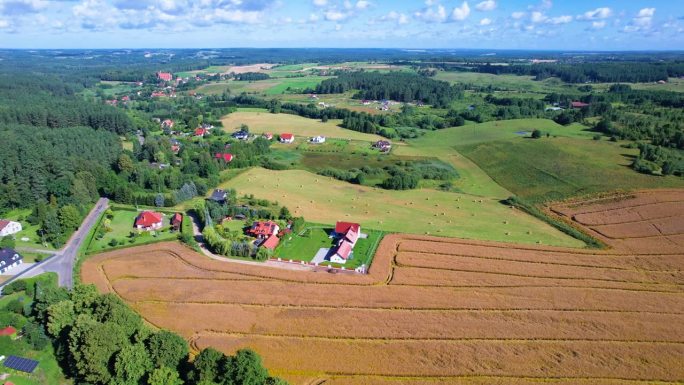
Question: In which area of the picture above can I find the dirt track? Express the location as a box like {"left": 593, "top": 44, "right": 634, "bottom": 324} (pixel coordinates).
{"left": 82, "top": 190, "right": 684, "bottom": 384}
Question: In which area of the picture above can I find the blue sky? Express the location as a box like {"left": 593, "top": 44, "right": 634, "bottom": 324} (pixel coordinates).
{"left": 0, "top": 0, "right": 682, "bottom": 50}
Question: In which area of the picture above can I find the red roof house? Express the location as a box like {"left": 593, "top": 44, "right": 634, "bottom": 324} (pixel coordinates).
{"left": 335, "top": 221, "right": 361, "bottom": 235}
{"left": 261, "top": 234, "right": 280, "bottom": 249}
{"left": 171, "top": 213, "right": 183, "bottom": 231}
{"left": 0, "top": 326, "right": 17, "bottom": 336}
{"left": 331, "top": 241, "right": 353, "bottom": 263}
{"left": 194, "top": 128, "right": 208, "bottom": 137}
{"left": 157, "top": 71, "right": 173, "bottom": 82}
{"left": 248, "top": 221, "right": 280, "bottom": 239}
{"left": 134, "top": 211, "right": 163, "bottom": 231}
{"left": 215, "top": 153, "right": 234, "bottom": 162}
{"left": 162, "top": 119, "right": 174, "bottom": 129}
{"left": 571, "top": 101, "right": 590, "bottom": 109}
{"left": 279, "top": 133, "right": 294, "bottom": 143}
{"left": 263, "top": 132, "right": 273, "bottom": 140}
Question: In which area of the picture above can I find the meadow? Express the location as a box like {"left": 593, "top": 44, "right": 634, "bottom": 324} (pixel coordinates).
{"left": 222, "top": 167, "right": 584, "bottom": 247}
{"left": 220, "top": 110, "right": 385, "bottom": 141}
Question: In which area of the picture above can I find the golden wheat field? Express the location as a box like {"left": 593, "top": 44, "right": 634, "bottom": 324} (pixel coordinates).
{"left": 82, "top": 190, "right": 684, "bottom": 385}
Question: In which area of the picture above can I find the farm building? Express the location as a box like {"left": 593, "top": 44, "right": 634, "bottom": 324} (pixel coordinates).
{"left": 330, "top": 221, "right": 361, "bottom": 264}
{"left": 134, "top": 211, "right": 163, "bottom": 231}
{"left": 0, "top": 326, "right": 17, "bottom": 337}
{"left": 311, "top": 136, "right": 326, "bottom": 144}
{"left": 215, "top": 153, "right": 234, "bottom": 162}
{"left": 194, "top": 128, "right": 208, "bottom": 137}
{"left": 0, "top": 220, "right": 22, "bottom": 237}
{"left": 171, "top": 213, "right": 183, "bottom": 231}
{"left": 373, "top": 140, "right": 392, "bottom": 152}
{"left": 262, "top": 132, "right": 273, "bottom": 140}
{"left": 0, "top": 248, "right": 23, "bottom": 274}
{"left": 161, "top": 119, "right": 174, "bottom": 129}
{"left": 260, "top": 234, "right": 280, "bottom": 250}
{"left": 157, "top": 71, "right": 173, "bottom": 82}
{"left": 570, "top": 101, "right": 590, "bottom": 108}
{"left": 208, "top": 189, "right": 228, "bottom": 203}
{"left": 248, "top": 221, "right": 280, "bottom": 240}
{"left": 279, "top": 133, "right": 295, "bottom": 144}
{"left": 232, "top": 131, "right": 249, "bottom": 140}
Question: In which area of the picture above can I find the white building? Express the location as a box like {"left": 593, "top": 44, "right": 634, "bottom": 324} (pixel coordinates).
{"left": 311, "top": 136, "right": 326, "bottom": 144}
{"left": 0, "top": 220, "right": 22, "bottom": 237}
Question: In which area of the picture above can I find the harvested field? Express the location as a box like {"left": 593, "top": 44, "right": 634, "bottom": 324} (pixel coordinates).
{"left": 82, "top": 191, "right": 684, "bottom": 385}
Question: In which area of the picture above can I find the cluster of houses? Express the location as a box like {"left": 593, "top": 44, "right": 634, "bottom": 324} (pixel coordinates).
{"left": 330, "top": 221, "right": 361, "bottom": 264}
{"left": 133, "top": 211, "right": 183, "bottom": 232}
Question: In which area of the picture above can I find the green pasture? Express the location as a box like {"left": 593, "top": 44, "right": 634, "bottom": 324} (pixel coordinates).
{"left": 2, "top": 209, "right": 57, "bottom": 251}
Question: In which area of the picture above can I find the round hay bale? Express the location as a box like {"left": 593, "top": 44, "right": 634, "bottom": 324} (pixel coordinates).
{"left": 527, "top": 231, "right": 532, "bottom": 235}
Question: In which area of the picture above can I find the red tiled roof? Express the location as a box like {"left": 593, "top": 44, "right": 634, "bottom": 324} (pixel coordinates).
{"left": 344, "top": 227, "right": 359, "bottom": 244}
{"left": 261, "top": 234, "right": 280, "bottom": 249}
{"left": 214, "top": 153, "right": 234, "bottom": 162}
{"left": 335, "top": 221, "right": 360, "bottom": 234}
{"left": 195, "top": 128, "right": 207, "bottom": 136}
{"left": 0, "top": 220, "right": 10, "bottom": 231}
{"left": 135, "top": 211, "right": 163, "bottom": 228}
{"left": 158, "top": 72, "right": 173, "bottom": 81}
{"left": 571, "top": 101, "right": 589, "bottom": 108}
{"left": 335, "top": 241, "right": 353, "bottom": 260}
{"left": 0, "top": 326, "right": 17, "bottom": 336}
{"left": 171, "top": 213, "right": 183, "bottom": 225}
{"left": 280, "top": 133, "right": 294, "bottom": 140}
{"left": 249, "top": 221, "right": 279, "bottom": 237}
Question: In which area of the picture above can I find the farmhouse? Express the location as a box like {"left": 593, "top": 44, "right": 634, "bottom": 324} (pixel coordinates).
{"left": 194, "top": 128, "right": 208, "bottom": 137}
{"left": 215, "top": 153, "right": 234, "bottom": 162}
{"left": 0, "top": 248, "right": 23, "bottom": 274}
{"left": 373, "top": 140, "right": 392, "bottom": 152}
{"left": 570, "top": 101, "right": 590, "bottom": 109}
{"left": 232, "top": 130, "right": 249, "bottom": 140}
{"left": 134, "top": 211, "right": 163, "bottom": 231}
{"left": 157, "top": 71, "right": 173, "bottom": 82}
{"left": 0, "top": 220, "right": 22, "bottom": 237}
{"left": 208, "top": 189, "right": 228, "bottom": 203}
{"left": 330, "top": 221, "right": 361, "bottom": 264}
{"left": 0, "top": 326, "right": 17, "bottom": 337}
{"left": 260, "top": 234, "right": 280, "bottom": 250}
{"left": 263, "top": 132, "right": 273, "bottom": 140}
{"left": 248, "top": 221, "right": 280, "bottom": 240}
{"left": 171, "top": 213, "right": 183, "bottom": 231}
{"left": 279, "top": 133, "right": 295, "bottom": 143}
{"left": 161, "top": 119, "right": 174, "bottom": 129}
{"left": 311, "top": 136, "right": 326, "bottom": 144}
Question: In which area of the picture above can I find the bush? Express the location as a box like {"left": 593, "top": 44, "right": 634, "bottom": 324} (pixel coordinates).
{"left": 5, "top": 299, "right": 24, "bottom": 314}
{"left": 531, "top": 129, "right": 542, "bottom": 139}
{"left": 593, "top": 134, "right": 601, "bottom": 140}
{"left": 2, "top": 280, "right": 26, "bottom": 295}
{"left": 109, "top": 238, "right": 119, "bottom": 247}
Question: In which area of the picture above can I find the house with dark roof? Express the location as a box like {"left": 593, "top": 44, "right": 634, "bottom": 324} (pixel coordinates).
{"left": 0, "top": 248, "right": 22, "bottom": 274}
{"left": 134, "top": 211, "right": 163, "bottom": 231}
{"left": 208, "top": 189, "right": 228, "bottom": 203}
{"left": 232, "top": 131, "right": 249, "bottom": 140}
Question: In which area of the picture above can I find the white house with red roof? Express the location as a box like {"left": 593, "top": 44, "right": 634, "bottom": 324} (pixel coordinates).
{"left": 0, "top": 220, "right": 22, "bottom": 237}
{"left": 161, "top": 119, "right": 174, "bottom": 129}
{"left": 194, "top": 128, "right": 208, "bottom": 137}
{"left": 134, "top": 211, "right": 163, "bottom": 231}
{"left": 330, "top": 221, "right": 361, "bottom": 264}
{"left": 215, "top": 153, "right": 234, "bottom": 162}
{"left": 279, "top": 133, "right": 294, "bottom": 143}
{"left": 248, "top": 221, "right": 280, "bottom": 239}
{"left": 157, "top": 71, "right": 173, "bottom": 82}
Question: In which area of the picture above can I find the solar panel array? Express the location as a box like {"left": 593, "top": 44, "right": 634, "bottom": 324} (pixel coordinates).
{"left": 3, "top": 355, "right": 39, "bottom": 373}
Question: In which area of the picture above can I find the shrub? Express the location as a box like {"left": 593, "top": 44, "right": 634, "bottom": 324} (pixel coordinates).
{"left": 531, "top": 129, "right": 542, "bottom": 139}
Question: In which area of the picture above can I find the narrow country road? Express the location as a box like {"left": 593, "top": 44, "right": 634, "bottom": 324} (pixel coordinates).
{"left": 4, "top": 198, "right": 109, "bottom": 289}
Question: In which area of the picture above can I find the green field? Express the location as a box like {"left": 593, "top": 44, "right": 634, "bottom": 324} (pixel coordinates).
{"left": 86, "top": 208, "right": 178, "bottom": 253}
{"left": 222, "top": 168, "right": 585, "bottom": 247}
{"left": 221, "top": 111, "right": 385, "bottom": 141}
{"left": 435, "top": 72, "right": 578, "bottom": 95}
{"left": 457, "top": 135, "right": 684, "bottom": 202}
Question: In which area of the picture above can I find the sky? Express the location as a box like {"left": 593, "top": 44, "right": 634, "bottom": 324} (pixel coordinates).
{"left": 0, "top": 0, "right": 682, "bottom": 50}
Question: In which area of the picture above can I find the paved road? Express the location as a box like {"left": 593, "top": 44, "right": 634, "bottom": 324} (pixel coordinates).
{"left": 13, "top": 198, "right": 109, "bottom": 288}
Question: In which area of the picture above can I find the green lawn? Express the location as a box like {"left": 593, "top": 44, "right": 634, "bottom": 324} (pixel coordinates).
{"left": 263, "top": 76, "right": 332, "bottom": 95}
{"left": 1, "top": 209, "right": 57, "bottom": 251}
{"left": 275, "top": 224, "right": 383, "bottom": 270}
{"left": 86, "top": 208, "right": 178, "bottom": 253}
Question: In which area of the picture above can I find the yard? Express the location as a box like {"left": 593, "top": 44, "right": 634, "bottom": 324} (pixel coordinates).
{"left": 85, "top": 208, "right": 178, "bottom": 253}
{"left": 1, "top": 209, "right": 57, "bottom": 251}
{"left": 275, "top": 224, "right": 383, "bottom": 270}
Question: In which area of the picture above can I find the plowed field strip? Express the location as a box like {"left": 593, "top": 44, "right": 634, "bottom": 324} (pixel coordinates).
{"left": 572, "top": 201, "right": 684, "bottom": 225}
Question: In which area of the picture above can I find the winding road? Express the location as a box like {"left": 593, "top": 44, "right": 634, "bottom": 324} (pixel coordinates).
{"left": 2, "top": 198, "right": 109, "bottom": 289}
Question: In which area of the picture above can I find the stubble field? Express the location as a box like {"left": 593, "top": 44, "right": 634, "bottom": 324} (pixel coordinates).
{"left": 82, "top": 190, "right": 684, "bottom": 385}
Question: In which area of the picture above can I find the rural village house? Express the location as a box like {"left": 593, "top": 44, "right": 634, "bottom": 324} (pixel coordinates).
{"left": 157, "top": 71, "right": 173, "bottom": 82}
{"left": 0, "top": 220, "right": 22, "bottom": 237}
{"left": 0, "top": 326, "right": 17, "bottom": 338}
{"left": 0, "top": 248, "right": 23, "bottom": 274}
{"left": 134, "top": 211, "right": 163, "bottom": 231}
{"left": 373, "top": 140, "right": 392, "bottom": 152}
{"left": 209, "top": 189, "right": 228, "bottom": 203}
{"left": 311, "top": 136, "right": 326, "bottom": 144}
{"left": 171, "top": 213, "right": 183, "bottom": 231}
{"left": 330, "top": 221, "right": 361, "bottom": 264}
{"left": 215, "top": 153, "right": 234, "bottom": 162}
{"left": 571, "top": 101, "right": 590, "bottom": 108}
{"left": 232, "top": 131, "right": 249, "bottom": 140}
{"left": 279, "top": 133, "right": 294, "bottom": 143}
{"left": 248, "top": 221, "right": 281, "bottom": 250}
{"left": 161, "top": 119, "right": 174, "bottom": 129}
{"left": 194, "top": 128, "right": 208, "bottom": 137}
{"left": 262, "top": 133, "right": 274, "bottom": 140}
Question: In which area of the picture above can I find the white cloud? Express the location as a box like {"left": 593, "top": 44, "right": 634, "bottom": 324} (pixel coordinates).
{"left": 312, "top": 0, "right": 327, "bottom": 6}
{"left": 531, "top": 11, "right": 546, "bottom": 23}
{"left": 475, "top": 0, "right": 495, "bottom": 12}
{"left": 0, "top": 0, "right": 47, "bottom": 15}
{"left": 381, "top": 10, "right": 408, "bottom": 25}
{"left": 577, "top": 7, "right": 612, "bottom": 21}
{"left": 451, "top": 1, "right": 470, "bottom": 21}
{"left": 548, "top": 15, "right": 572, "bottom": 25}
{"left": 634, "top": 7, "right": 655, "bottom": 27}
{"left": 335, "top": 23, "right": 342, "bottom": 30}
{"left": 0, "top": 18, "right": 8, "bottom": 28}
{"left": 511, "top": 11, "right": 525, "bottom": 19}
{"left": 414, "top": 4, "right": 447, "bottom": 23}
{"left": 591, "top": 20, "right": 606, "bottom": 29}
{"left": 479, "top": 17, "right": 491, "bottom": 25}
{"left": 355, "top": 0, "right": 370, "bottom": 10}
{"left": 308, "top": 13, "right": 319, "bottom": 22}
{"left": 324, "top": 10, "right": 348, "bottom": 21}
